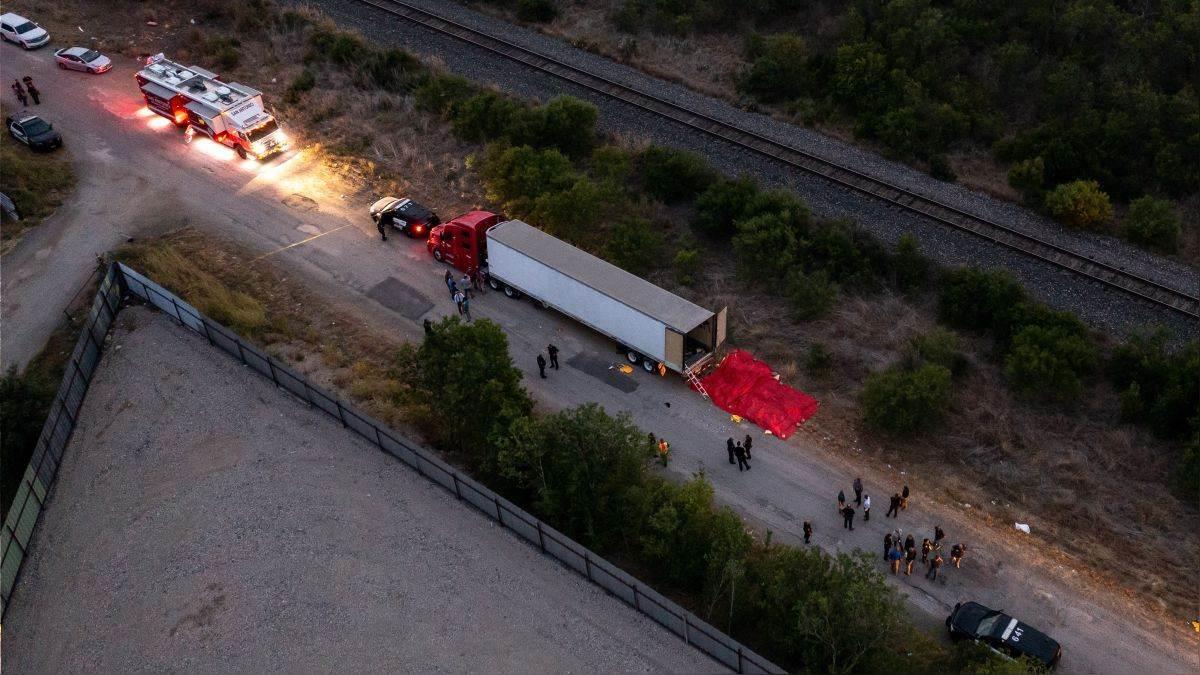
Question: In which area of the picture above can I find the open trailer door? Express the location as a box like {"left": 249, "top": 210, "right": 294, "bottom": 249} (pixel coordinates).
{"left": 714, "top": 306, "right": 728, "bottom": 350}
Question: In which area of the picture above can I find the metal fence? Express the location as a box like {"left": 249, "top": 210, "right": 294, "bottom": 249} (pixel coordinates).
{"left": 3, "top": 263, "right": 784, "bottom": 674}
{"left": 1, "top": 264, "right": 123, "bottom": 616}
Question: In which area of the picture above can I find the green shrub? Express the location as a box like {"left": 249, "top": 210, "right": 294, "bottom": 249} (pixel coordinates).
{"left": 673, "top": 247, "right": 701, "bottom": 286}
{"left": 804, "top": 343, "right": 834, "bottom": 376}
{"left": 1176, "top": 430, "right": 1200, "bottom": 501}
{"left": 928, "top": 154, "right": 957, "bottom": 182}
{"left": 589, "top": 145, "right": 633, "bottom": 184}
{"left": 1108, "top": 331, "right": 1199, "bottom": 439}
{"left": 1122, "top": 196, "right": 1180, "bottom": 252}
{"left": 786, "top": 270, "right": 836, "bottom": 320}
{"left": 743, "top": 189, "right": 811, "bottom": 226}
{"left": 732, "top": 212, "right": 800, "bottom": 282}
{"left": 891, "top": 233, "right": 929, "bottom": 292}
{"left": 532, "top": 178, "right": 604, "bottom": 244}
{"left": 802, "top": 220, "right": 876, "bottom": 287}
{"left": 356, "top": 48, "right": 422, "bottom": 90}
{"left": 413, "top": 74, "right": 478, "bottom": 118}
{"left": 1, "top": 367, "right": 54, "bottom": 519}
{"left": 480, "top": 144, "right": 577, "bottom": 214}
{"left": 906, "top": 329, "right": 968, "bottom": 377}
{"left": 861, "top": 364, "right": 953, "bottom": 436}
{"left": 938, "top": 268, "right": 1027, "bottom": 336}
{"left": 307, "top": 26, "right": 363, "bottom": 65}
{"left": 284, "top": 69, "right": 316, "bottom": 104}
{"left": 452, "top": 92, "right": 526, "bottom": 143}
{"left": 692, "top": 176, "right": 760, "bottom": 238}
{"left": 517, "top": 0, "right": 559, "bottom": 23}
{"left": 1003, "top": 324, "right": 1097, "bottom": 401}
{"left": 1045, "top": 180, "right": 1113, "bottom": 230}
{"left": 1007, "top": 156, "right": 1046, "bottom": 204}
{"left": 740, "top": 33, "right": 808, "bottom": 102}
{"left": 639, "top": 146, "right": 717, "bottom": 203}
{"left": 605, "top": 217, "right": 665, "bottom": 276}
{"left": 413, "top": 317, "right": 532, "bottom": 463}
{"left": 535, "top": 96, "right": 598, "bottom": 158}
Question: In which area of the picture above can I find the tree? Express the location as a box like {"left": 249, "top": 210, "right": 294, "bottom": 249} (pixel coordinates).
{"left": 740, "top": 33, "right": 808, "bottom": 102}
{"left": 414, "top": 317, "right": 532, "bottom": 464}
{"left": 605, "top": 216, "right": 665, "bottom": 276}
{"left": 535, "top": 96, "right": 597, "bottom": 158}
{"left": 1044, "top": 180, "right": 1113, "bottom": 230}
{"left": 732, "top": 212, "right": 800, "bottom": 282}
{"left": 1122, "top": 195, "right": 1180, "bottom": 252}
{"left": 1003, "top": 324, "right": 1097, "bottom": 402}
{"left": 451, "top": 91, "right": 524, "bottom": 143}
{"left": 691, "top": 176, "right": 760, "bottom": 239}
{"left": 860, "top": 364, "right": 953, "bottom": 436}
{"left": 494, "top": 403, "right": 654, "bottom": 550}
{"left": 480, "top": 144, "right": 576, "bottom": 214}
{"left": 938, "top": 268, "right": 1027, "bottom": 337}
{"left": 532, "top": 177, "right": 604, "bottom": 245}
{"left": 673, "top": 247, "right": 701, "bottom": 286}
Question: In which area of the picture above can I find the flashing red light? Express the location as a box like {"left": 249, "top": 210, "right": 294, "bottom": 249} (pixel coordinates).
{"left": 173, "top": 109, "right": 187, "bottom": 124}
{"left": 413, "top": 224, "right": 425, "bottom": 235}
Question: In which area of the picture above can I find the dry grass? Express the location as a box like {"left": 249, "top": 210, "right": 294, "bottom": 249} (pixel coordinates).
{"left": 0, "top": 105, "right": 76, "bottom": 255}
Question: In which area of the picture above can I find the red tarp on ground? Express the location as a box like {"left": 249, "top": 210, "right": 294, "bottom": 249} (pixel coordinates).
{"left": 697, "top": 350, "right": 819, "bottom": 439}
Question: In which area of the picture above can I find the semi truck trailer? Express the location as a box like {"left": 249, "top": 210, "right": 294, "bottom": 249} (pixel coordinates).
{"left": 480, "top": 219, "right": 727, "bottom": 377}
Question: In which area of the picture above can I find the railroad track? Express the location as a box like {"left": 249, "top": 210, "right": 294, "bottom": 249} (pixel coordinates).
{"left": 353, "top": 0, "right": 1199, "bottom": 320}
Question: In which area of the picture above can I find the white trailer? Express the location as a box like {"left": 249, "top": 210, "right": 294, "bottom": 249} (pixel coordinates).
{"left": 485, "top": 220, "right": 727, "bottom": 377}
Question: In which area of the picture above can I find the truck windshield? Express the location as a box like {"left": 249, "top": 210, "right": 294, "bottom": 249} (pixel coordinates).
{"left": 246, "top": 118, "right": 279, "bottom": 143}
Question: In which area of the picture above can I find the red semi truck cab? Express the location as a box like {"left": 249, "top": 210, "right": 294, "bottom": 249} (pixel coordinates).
{"left": 426, "top": 210, "right": 503, "bottom": 275}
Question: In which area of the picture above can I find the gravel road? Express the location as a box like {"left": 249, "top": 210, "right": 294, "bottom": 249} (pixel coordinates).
{"left": 1, "top": 34, "right": 1195, "bottom": 675}
{"left": 305, "top": 0, "right": 1198, "bottom": 341}
{"left": 3, "top": 307, "right": 724, "bottom": 673}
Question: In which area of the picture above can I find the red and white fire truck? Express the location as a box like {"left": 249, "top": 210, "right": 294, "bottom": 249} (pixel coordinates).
{"left": 135, "top": 53, "right": 288, "bottom": 159}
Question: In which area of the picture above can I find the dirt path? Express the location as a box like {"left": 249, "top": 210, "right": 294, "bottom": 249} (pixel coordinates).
{"left": 0, "top": 43, "right": 1194, "bottom": 674}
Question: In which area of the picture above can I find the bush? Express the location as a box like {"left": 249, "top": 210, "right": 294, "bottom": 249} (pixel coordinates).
{"left": 480, "top": 144, "right": 577, "bottom": 214}
{"left": 605, "top": 217, "right": 665, "bottom": 276}
{"left": 732, "top": 212, "right": 800, "bottom": 282}
{"left": 804, "top": 343, "right": 834, "bottom": 376}
{"left": 589, "top": 145, "right": 633, "bottom": 184}
{"left": 1176, "top": 430, "right": 1200, "bottom": 501}
{"left": 786, "top": 270, "right": 836, "bottom": 320}
{"left": 517, "top": 0, "right": 559, "bottom": 23}
{"left": 1108, "top": 331, "right": 1199, "bottom": 439}
{"left": 452, "top": 92, "right": 526, "bottom": 143}
{"left": 692, "top": 176, "right": 760, "bottom": 238}
{"left": 284, "top": 69, "right": 316, "bottom": 104}
{"left": 1003, "top": 324, "right": 1097, "bottom": 402}
{"left": 532, "top": 177, "right": 604, "bottom": 244}
{"left": 413, "top": 317, "right": 532, "bottom": 463}
{"left": 639, "top": 146, "right": 717, "bottom": 203}
{"left": 535, "top": 96, "right": 598, "bottom": 159}
{"left": 938, "top": 268, "right": 1027, "bottom": 336}
{"left": 356, "top": 47, "right": 422, "bottom": 90}
{"left": 891, "top": 233, "right": 929, "bottom": 292}
{"left": 673, "top": 247, "right": 701, "bottom": 286}
{"left": 307, "top": 26, "right": 364, "bottom": 66}
{"left": 861, "top": 364, "right": 953, "bottom": 436}
{"left": 1044, "top": 180, "right": 1113, "bottom": 230}
{"left": 1122, "top": 196, "right": 1180, "bottom": 252}
{"left": 906, "top": 329, "right": 968, "bottom": 377}
{"left": 740, "top": 33, "right": 808, "bottom": 102}
{"left": 494, "top": 403, "right": 653, "bottom": 550}
{"left": 802, "top": 220, "right": 877, "bottom": 287}
{"left": 414, "top": 74, "right": 478, "bottom": 118}
{"left": 928, "top": 154, "right": 957, "bottom": 182}
{"left": 1007, "top": 156, "right": 1045, "bottom": 204}
{"left": 1, "top": 367, "right": 54, "bottom": 519}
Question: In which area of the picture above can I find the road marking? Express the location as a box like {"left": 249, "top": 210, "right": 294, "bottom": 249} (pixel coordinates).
{"left": 250, "top": 224, "right": 353, "bottom": 262}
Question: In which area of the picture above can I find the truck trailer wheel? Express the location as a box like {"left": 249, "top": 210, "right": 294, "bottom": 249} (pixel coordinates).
{"left": 642, "top": 359, "right": 656, "bottom": 373}
{"left": 488, "top": 277, "right": 500, "bottom": 291}
{"left": 503, "top": 285, "right": 520, "bottom": 299}
{"left": 626, "top": 350, "right": 641, "bottom": 365}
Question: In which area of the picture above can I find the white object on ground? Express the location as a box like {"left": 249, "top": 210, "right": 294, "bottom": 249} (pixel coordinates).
{"left": 1014, "top": 522, "right": 1031, "bottom": 534}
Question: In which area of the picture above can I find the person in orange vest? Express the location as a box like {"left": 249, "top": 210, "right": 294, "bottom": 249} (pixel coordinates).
{"left": 657, "top": 438, "right": 670, "bottom": 466}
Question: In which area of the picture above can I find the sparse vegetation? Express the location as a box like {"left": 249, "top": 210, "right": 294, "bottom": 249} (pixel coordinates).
{"left": 0, "top": 119, "right": 76, "bottom": 253}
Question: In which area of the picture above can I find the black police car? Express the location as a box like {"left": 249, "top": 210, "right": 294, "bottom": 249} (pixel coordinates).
{"left": 948, "top": 601, "right": 1062, "bottom": 668}
{"left": 369, "top": 197, "right": 439, "bottom": 239}
{"left": 6, "top": 114, "right": 62, "bottom": 151}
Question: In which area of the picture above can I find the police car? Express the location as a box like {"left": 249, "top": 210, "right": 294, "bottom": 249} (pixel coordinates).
{"left": 369, "top": 197, "right": 439, "bottom": 239}
{"left": 6, "top": 115, "right": 62, "bottom": 151}
{"left": 947, "top": 601, "right": 1062, "bottom": 668}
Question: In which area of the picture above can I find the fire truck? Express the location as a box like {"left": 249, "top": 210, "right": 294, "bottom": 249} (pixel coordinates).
{"left": 135, "top": 53, "right": 288, "bottom": 159}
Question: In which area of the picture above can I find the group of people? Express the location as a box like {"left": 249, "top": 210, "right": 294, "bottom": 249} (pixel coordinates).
{"left": 444, "top": 270, "right": 484, "bottom": 321}
{"left": 725, "top": 435, "right": 753, "bottom": 471}
{"left": 535, "top": 343, "right": 559, "bottom": 378}
{"left": 11, "top": 76, "right": 41, "bottom": 107}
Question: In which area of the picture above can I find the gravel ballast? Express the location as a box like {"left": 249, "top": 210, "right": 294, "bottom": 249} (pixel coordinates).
{"left": 2, "top": 308, "right": 724, "bottom": 673}
{"left": 305, "top": 0, "right": 1197, "bottom": 340}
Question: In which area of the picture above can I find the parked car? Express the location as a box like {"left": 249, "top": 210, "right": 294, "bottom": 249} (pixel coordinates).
{"left": 947, "top": 601, "right": 1062, "bottom": 668}
{"left": 369, "top": 197, "right": 439, "bottom": 238}
{"left": 0, "top": 12, "right": 49, "bottom": 49}
{"left": 6, "top": 115, "right": 62, "bottom": 151}
{"left": 54, "top": 47, "right": 112, "bottom": 73}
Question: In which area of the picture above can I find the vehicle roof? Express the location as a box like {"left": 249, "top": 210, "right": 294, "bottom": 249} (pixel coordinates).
{"left": 15, "top": 115, "right": 44, "bottom": 124}
{"left": 59, "top": 46, "right": 91, "bottom": 56}
{"left": 487, "top": 219, "right": 715, "bottom": 332}
{"left": 1, "top": 12, "right": 31, "bottom": 21}
{"left": 450, "top": 210, "right": 500, "bottom": 228}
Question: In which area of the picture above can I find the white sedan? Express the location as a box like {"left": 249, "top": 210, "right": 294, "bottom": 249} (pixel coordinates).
{"left": 54, "top": 47, "right": 112, "bottom": 74}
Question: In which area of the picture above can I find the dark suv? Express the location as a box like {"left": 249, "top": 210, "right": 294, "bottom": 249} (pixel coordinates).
{"left": 369, "top": 197, "right": 439, "bottom": 239}
{"left": 948, "top": 601, "right": 1062, "bottom": 668}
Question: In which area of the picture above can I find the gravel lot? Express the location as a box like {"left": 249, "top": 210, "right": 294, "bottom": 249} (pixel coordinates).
{"left": 306, "top": 0, "right": 1197, "bottom": 340}
{"left": 2, "top": 308, "right": 723, "bottom": 674}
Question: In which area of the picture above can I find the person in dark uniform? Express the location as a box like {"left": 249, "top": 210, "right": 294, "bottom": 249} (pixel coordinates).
{"left": 444, "top": 270, "right": 456, "bottom": 300}
{"left": 734, "top": 442, "right": 750, "bottom": 471}
{"left": 841, "top": 504, "right": 855, "bottom": 531}
{"left": 934, "top": 525, "right": 946, "bottom": 549}
{"left": 11, "top": 80, "right": 27, "bottom": 106}
{"left": 423, "top": 318, "right": 433, "bottom": 335}
{"left": 886, "top": 493, "right": 902, "bottom": 518}
{"left": 743, "top": 434, "right": 753, "bottom": 460}
{"left": 905, "top": 543, "right": 918, "bottom": 575}
{"left": 803, "top": 521, "right": 812, "bottom": 544}
{"left": 726, "top": 438, "right": 736, "bottom": 465}
{"left": 901, "top": 485, "right": 910, "bottom": 510}
{"left": 883, "top": 533, "right": 894, "bottom": 560}
{"left": 853, "top": 477, "right": 863, "bottom": 505}
{"left": 377, "top": 214, "right": 388, "bottom": 240}
{"left": 536, "top": 354, "right": 547, "bottom": 379}
{"left": 547, "top": 344, "right": 559, "bottom": 369}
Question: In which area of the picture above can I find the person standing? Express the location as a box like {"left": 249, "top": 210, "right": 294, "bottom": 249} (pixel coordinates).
{"left": 743, "top": 434, "right": 753, "bottom": 460}
{"left": 853, "top": 477, "right": 863, "bottom": 505}
{"left": 901, "top": 485, "right": 910, "bottom": 510}
{"left": 453, "top": 290, "right": 465, "bottom": 315}
{"left": 926, "top": 553, "right": 944, "bottom": 581}
{"left": 547, "top": 344, "right": 560, "bottom": 369}
{"left": 536, "top": 353, "right": 547, "bottom": 379}
{"left": 377, "top": 215, "right": 388, "bottom": 241}
{"left": 11, "top": 80, "right": 26, "bottom": 106}
{"left": 921, "top": 538, "right": 933, "bottom": 564}
{"left": 951, "top": 543, "right": 967, "bottom": 568}
{"left": 883, "top": 533, "right": 894, "bottom": 561}
{"left": 803, "top": 521, "right": 813, "bottom": 544}
{"left": 657, "top": 438, "right": 670, "bottom": 466}
{"left": 904, "top": 543, "right": 917, "bottom": 575}
{"left": 862, "top": 494, "right": 871, "bottom": 521}
{"left": 458, "top": 274, "right": 472, "bottom": 299}
{"left": 837, "top": 490, "right": 846, "bottom": 512}
{"left": 841, "top": 503, "right": 855, "bottom": 531}
{"left": 904, "top": 534, "right": 915, "bottom": 552}
{"left": 23, "top": 76, "right": 39, "bottom": 105}
{"left": 934, "top": 525, "right": 946, "bottom": 550}
{"left": 734, "top": 442, "right": 751, "bottom": 471}
{"left": 460, "top": 293, "right": 472, "bottom": 322}
{"left": 444, "top": 270, "right": 456, "bottom": 300}
{"left": 886, "top": 493, "right": 901, "bottom": 518}
{"left": 726, "top": 438, "right": 736, "bottom": 465}
{"left": 888, "top": 546, "right": 903, "bottom": 574}
{"left": 423, "top": 318, "right": 433, "bottom": 335}
{"left": 471, "top": 268, "right": 485, "bottom": 293}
